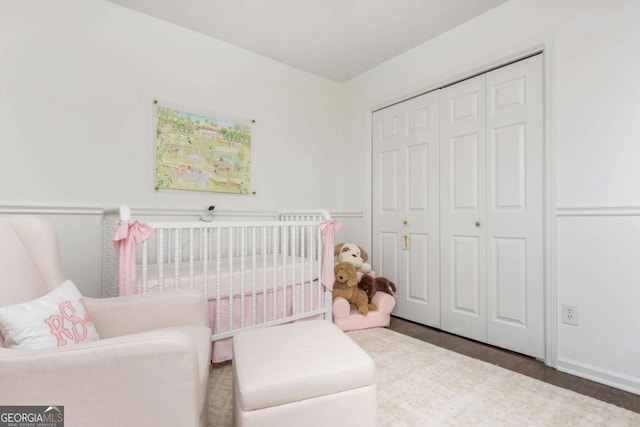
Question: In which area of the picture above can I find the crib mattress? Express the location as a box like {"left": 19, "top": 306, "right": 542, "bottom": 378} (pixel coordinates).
{"left": 136, "top": 254, "right": 320, "bottom": 300}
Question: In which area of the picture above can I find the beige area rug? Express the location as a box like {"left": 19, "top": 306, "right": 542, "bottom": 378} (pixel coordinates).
{"left": 207, "top": 327, "right": 640, "bottom": 426}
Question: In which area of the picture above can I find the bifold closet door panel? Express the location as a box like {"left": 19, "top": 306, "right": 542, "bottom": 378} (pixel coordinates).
{"left": 439, "top": 74, "right": 488, "bottom": 343}
{"left": 372, "top": 54, "right": 544, "bottom": 359}
{"left": 485, "top": 54, "right": 544, "bottom": 359}
{"left": 372, "top": 91, "right": 441, "bottom": 327}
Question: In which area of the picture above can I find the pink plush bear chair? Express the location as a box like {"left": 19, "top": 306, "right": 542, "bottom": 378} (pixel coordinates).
{"left": 332, "top": 272, "right": 396, "bottom": 332}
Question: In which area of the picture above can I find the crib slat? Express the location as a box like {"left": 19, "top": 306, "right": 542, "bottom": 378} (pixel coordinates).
{"left": 174, "top": 228, "right": 180, "bottom": 290}
{"left": 290, "top": 225, "right": 296, "bottom": 316}
{"left": 272, "top": 226, "right": 277, "bottom": 321}
{"left": 228, "top": 227, "right": 234, "bottom": 331}
{"left": 215, "top": 228, "right": 221, "bottom": 335}
{"left": 300, "top": 225, "right": 306, "bottom": 313}
{"left": 239, "top": 226, "right": 246, "bottom": 329}
{"left": 282, "top": 226, "right": 287, "bottom": 318}
{"left": 202, "top": 228, "right": 209, "bottom": 310}
{"left": 262, "top": 227, "right": 268, "bottom": 321}
{"left": 310, "top": 225, "right": 315, "bottom": 309}
{"left": 317, "top": 226, "right": 322, "bottom": 309}
{"left": 158, "top": 229, "right": 164, "bottom": 291}
{"left": 188, "top": 228, "right": 195, "bottom": 289}
{"left": 142, "top": 240, "right": 148, "bottom": 294}
{"left": 251, "top": 227, "right": 257, "bottom": 326}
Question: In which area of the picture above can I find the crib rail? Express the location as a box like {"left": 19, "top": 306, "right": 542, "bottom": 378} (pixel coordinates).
{"left": 278, "top": 209, "right": 331, "bottom": 222}
{"left": 132, "top": 214, "right": 331, "bottom": 343}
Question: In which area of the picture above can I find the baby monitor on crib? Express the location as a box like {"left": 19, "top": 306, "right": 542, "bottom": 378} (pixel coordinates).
{"left": 200, "top": 205, "right": 215, "bottom": 222}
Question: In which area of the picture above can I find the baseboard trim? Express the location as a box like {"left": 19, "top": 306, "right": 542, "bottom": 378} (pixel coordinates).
{"left": 557, "top": 357, "right": 640, "bottom": 395}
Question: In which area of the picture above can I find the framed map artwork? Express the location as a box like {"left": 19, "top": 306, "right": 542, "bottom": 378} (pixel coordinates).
{"left": 154, "top": 102, "right": 253, "bottom": 194}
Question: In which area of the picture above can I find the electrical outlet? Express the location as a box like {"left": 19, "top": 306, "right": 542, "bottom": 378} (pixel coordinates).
{"left": 562, "top": 304, "right": 579, "bottom": 326}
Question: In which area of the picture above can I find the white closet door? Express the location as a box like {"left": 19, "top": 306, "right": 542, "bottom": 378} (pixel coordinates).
{"left": 485, "top": 54, "right": 544, "bottom": 358}
{"left": 372, "top": 91, "right": 440, "bottom": 327}
{"left": 439, "top": 75, "right": 488, "bottom": 342}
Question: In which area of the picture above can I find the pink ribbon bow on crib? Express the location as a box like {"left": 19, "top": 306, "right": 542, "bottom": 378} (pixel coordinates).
{"left": 320, "top": 218, "right": 342, "bottom": 290}
{"left": 113, "top": 220, "right": 154, "bottom": 296}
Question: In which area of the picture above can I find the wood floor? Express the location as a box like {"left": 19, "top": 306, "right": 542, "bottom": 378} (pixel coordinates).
{"left": 387, "top": 316, "right": 640, "bottom": 414}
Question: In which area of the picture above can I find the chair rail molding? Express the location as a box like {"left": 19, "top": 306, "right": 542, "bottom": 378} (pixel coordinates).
{"left": 556, "top": 203, "right": 640, "bottom": 217}
{"left": 0, "top": 203, "right": 105, "bottom": 216}
{"left": 1, "top": 203, "right": 360, "bottom": 220}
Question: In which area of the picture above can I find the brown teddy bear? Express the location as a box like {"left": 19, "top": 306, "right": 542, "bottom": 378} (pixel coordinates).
{"left": 373, "top": 276, "right": 397, "bottom": 296}
{"left": 358, "top": 274, "right": 397, "bottom": 303}
{"left": 332, "top": 262, "right": 377, "bottom": 315}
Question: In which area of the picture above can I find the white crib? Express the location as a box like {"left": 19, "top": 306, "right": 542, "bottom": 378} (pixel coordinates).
{"left": 111, "top": 206, "right": 334, "bottom": 362}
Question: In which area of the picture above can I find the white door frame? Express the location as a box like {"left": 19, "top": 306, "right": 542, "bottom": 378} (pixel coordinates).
{"left": 363, "top": 33, "right": 558, "bottom": 367}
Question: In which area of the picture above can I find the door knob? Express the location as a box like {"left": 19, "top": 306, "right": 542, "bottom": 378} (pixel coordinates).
{"left": 475, "top": 221, "right": 481, "bottom": 227}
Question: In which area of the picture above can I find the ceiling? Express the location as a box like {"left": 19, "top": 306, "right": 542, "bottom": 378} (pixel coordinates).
{"left": 106, "top": 0, "right": 509, "bottom": 82}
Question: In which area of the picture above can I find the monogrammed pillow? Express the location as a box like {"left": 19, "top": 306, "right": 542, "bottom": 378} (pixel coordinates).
{"left": 0, "top": 280, "right": 99, "bottom": 349}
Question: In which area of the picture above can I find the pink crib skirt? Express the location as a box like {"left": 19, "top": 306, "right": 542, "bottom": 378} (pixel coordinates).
{"left": 208, "top": 280, "right": 324, "bottom": 363}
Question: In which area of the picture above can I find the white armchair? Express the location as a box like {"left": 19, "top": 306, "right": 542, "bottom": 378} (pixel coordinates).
{"left": 0, "top": 216, "right": 211, "bottom": 427}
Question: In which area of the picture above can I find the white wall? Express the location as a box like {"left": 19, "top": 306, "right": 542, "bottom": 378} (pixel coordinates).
{"left": 1, "top": 0, "right": 345, "bottom": 210}
{"left": 343, "top": 0, "right": 640, "bottom": 393}
{"left": 0, "top": 0, "right": 346, "bottom": 296}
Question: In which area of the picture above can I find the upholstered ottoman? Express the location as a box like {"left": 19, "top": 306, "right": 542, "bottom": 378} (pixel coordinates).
{"left": 232, "top": 320, "right": 377, "bottom": 427}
